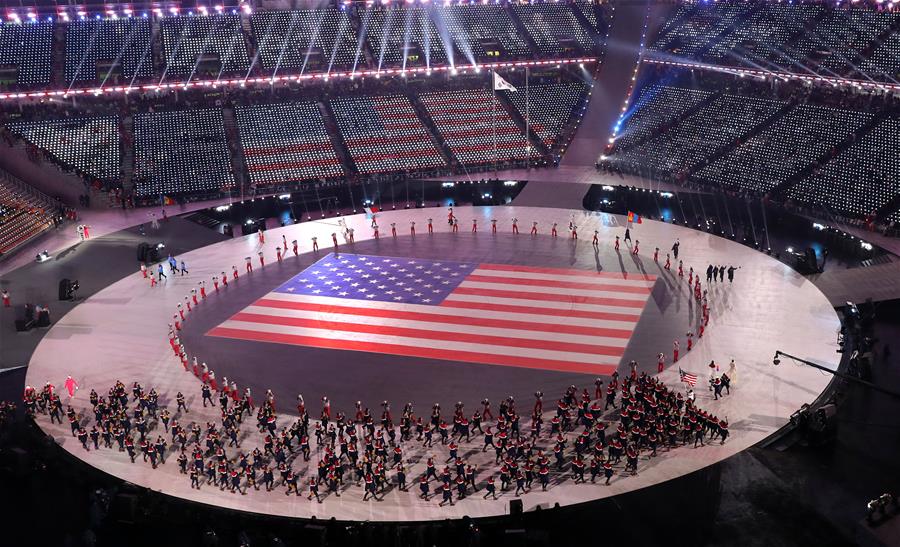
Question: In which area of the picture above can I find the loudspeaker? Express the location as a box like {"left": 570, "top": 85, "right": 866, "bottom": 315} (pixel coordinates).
{"left": 137, "top": 243, "right": 150, "bottom": 262}
{"left": 37, "top": 310, "right": 50, "bottom": 327}
{"left": 58, "top": 278, "right": 71, "bottom": 301}
{"left": 509, "top": 498, "right": 523, "bottom": 515}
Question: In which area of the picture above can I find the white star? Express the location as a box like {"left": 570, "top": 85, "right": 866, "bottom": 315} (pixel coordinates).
{"left": 306, "top": 284, "right": 315, "bottom": 288}
{"left": 442, "top": 267, "right": 450, "bottom": 271}
{"left": 423, "top": 284, "right": 433, "bottom": 288}
{"left": 324, "top": 281, "right": 334, "bottom": 285}
{"left": 398, "top": 268, "right": 407, "bottom": 273}
{"left": 405, "top": 273, "right": 414, "bottom": 278}
{"left": 369, "top": 279, "right": 379, "bottom": 284}
{"left": 397, "top": 282, "right": 406, "bottom": 286}
{"left": 312, "top": 271, "right": 320, "bottom": 275}
{"left": 415, "top": 265, "right": 424, "bottom": 269}
{"left": 350, "top": 282, "right": 360, "bottom": 287}
{"left": 361, "top": 274, "right": 371, "bottom": 278}
{"left": 354, "top": 269, "right": 364, "bottom": 274}
{"left": 407, "top": 260, "right": 416, "bottom": 265}
{"left": 393, "top": 296, "right": 403, "bottom": 301}
{"left": 404, "top": 287, "right": 414, "bottom": 292}
{"left": 424, "top": 270, "right": 433, "bottom": 274}
{"left": 441, "top": 280, "right": 451, "bottom": 285}
{"left": 338, "top": 291, "right": 349, "bottom": 296}
{"left": 414, "top": 292, "right": 423, "bottom": 297}
{"left": 383, "top": 259, "right": 391, "bottom": 263}
{"left": 332, "top": 286, "right": 342, "bottom": 291}
{"left": 372, "top": 267, "right": 382, "bottom": 271}
{"left": 365, "top": 294, "right": 376, "bottom": 299}
{"left": 385, "top": 290, "right": 396, "bottom": 295}
{"left": 377, "top": 285, "right": 387, "bottom": 289}
{"left": 450, "top": 273, "right": 459, "bottom": 277}
{"left": 317, "top": 276, "right": 327, "bottom": 280}
{"left": 312, "top": 289, "right": 322, "bottom": 294}
{"left": 298, "top": 278, "right": 308, "bottom": 283}
{"left": 286, "top": 287, "right": 295, "bottom": 292}
{"left": 432, "top": 289, "right": 441, "bottom": 293}
{"left": 388, "top": 276, "right": 397, "bottom": 281}
{"left": 358, "top": 288, "right": 367, "bottom": 293}
{"left": 434, "top": 263, "right": 442, "bottom": 266}
{"left": 423, "top": 298, "right": 432, "bottom": 303}
{"left": 340, "top": 260, "right": 349, "bottom": 264}
{"left": 329, "top": 267, "right": 339, "bottom": 272}
{"left": 434, "top": 275, "right": 443, "bottom": 280}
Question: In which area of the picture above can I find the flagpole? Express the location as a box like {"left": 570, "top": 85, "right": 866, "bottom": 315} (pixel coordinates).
{"left": 493, "top": 77, "right": 498, "bottom": 177}
{"left": 526, "top": 66, "right": 530, "bottom": 171}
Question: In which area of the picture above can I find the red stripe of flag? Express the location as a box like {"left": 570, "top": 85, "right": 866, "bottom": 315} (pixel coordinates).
{"left": 438, "top": 299, "right": 641, "bottom": 323}
{"left": 208, "top": 326, "right": 617, "bottom": 375}
{"left": 464, "top": 274, "right": 653, "bottom": 294}
{"left": 227, "top": 312, "right": 626, "bottom": 356}
{"left": 476, "top": 263, "right": 657, "bottom": 281}
{"left": 252, "top": 298, "right": 635, "bottom": 338}
{"left": 450, "top": 287, "right": 648, "bottom": 309}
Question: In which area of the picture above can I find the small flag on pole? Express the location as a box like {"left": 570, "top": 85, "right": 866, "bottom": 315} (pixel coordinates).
{"left": 364, "top": 205, "right": 380, "bottom": 216}
{"left": 679, "top": 368, "right": 697, "bottom": 387}
{"left": 493, "top": 72, "right": 517, "bottom": 92}
{"left": 627, "top": 211, "right": 643, "bottom": 224}
{"left": 162, "top": 195, "right": 176, "bottom": 206}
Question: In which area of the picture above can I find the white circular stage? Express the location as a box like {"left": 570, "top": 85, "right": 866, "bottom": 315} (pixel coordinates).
{"left": 25, "top": 206, "right": 840, "bottom": 521}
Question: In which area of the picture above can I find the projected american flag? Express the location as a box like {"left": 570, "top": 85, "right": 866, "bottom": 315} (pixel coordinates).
{"left": 208, "top": 253, "right": 657, "bottom": 375}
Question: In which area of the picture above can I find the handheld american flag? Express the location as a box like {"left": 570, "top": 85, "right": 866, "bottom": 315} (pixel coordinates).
{"left": 209, "top": 254, "right": 657, "bottom": 375}
{"left": 679, "top": 368, "right": 698, "bottom": 387}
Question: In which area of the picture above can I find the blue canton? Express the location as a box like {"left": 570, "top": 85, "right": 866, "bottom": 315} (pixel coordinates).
{"left": 274, "top": 253, "right": 478, "bottom": 305}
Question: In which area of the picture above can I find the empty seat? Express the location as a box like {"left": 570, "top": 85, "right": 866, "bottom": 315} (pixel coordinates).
{"left": 65, "top": 18, "right": 153, "bottom": 83}
{"left": 332, "top": 94, "right": 445, "bottom": 174}
{"left": 6, "top": 116, "right": 120, "bottom": 181}
{"left": 420, "top": 88, "right": 531, "bottom": 165}
{"left": 133, "top": 109, "right": 233, "bottom": 196}
{"left": 236, "top": 101, "right": 344, "bottom": 185}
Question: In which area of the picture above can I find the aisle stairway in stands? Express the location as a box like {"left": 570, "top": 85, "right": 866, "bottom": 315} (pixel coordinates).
{"left": 691, "top": 4, "right": 759, "bottom": 60}
{"left": 319, "top": 101, "right": 359, "bottom": 178}
{"left": 497, "top": 91, "right": 552, "bottom": 161}
{"left": 855, "top": 21, "right": 900, "bottom": 78}
{"left": 407, "top": 92, "right": 457, "bottom": 168}
{"left": 612, "top": 88, "right": 722, "bottom": 155}
{"left": 221, "top": 107, "right": 248, "bottom": 192}
{"left": 505, "top": 5, "right": 542, "bottom": 57}
{"left": 683, "top": 100, "right": 794, "bottom": 177}
{"left": 768, "top": 112, "right": 888, "bottom": 196}
{"left": 121, "top": 115, "right": 135, "bottom": 194}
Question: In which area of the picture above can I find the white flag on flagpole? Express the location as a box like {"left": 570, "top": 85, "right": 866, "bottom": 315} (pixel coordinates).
{"left": 493, "top": 72, "right": 517, "bottom": 92}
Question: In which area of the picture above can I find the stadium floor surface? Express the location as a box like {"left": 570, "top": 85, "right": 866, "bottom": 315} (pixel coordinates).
{"left": 25, "top": 205, "right": 839, "bottom": 521}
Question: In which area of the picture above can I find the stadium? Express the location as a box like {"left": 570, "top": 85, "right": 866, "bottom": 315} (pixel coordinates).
{"left": 0, "top": 0, "right": 898, "bottom": 545}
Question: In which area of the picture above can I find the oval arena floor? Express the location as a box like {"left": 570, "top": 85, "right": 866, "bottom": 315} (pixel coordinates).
{"left": 25, "top": 205, "right": 839, "bottom": 521}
